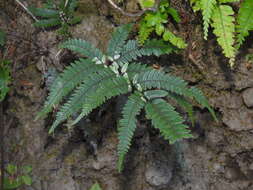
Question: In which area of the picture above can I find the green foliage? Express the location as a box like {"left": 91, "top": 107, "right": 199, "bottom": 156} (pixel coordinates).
{"left": 0, "top": 60, "right": 11, "bottom": 102}
{"left": 245, "top": 54, "right": 253, "bottom": 64}
{"left": 190, "top": 0, "right": 253, "bottom": 67}
{"left": 200, "top": 0, "right": 216, "bottom": 40}
{"left": 236, "top": 0, "right": 253, "bottom": 49}
{"left": 29, "top": 0, "right": 81, "bottom": 37}
{"left": 3, "top": 164, "right": 32, "bottom": 189}
{"left": 89, "top": 183, "right": 102, "bottom": 190}
{"left": 138, "top": 0, "right": 187, "bottom": 49}
{"left": 211, "top": 5, "right": 235, "bottom": 66}
{"left": 0, "top": 29, "right": 6, "bottom": 47}
{"left": 139, "top": 0, "right": 155, "bottom": 8}
{"left": 38, "top": 24, "right": 216, "bottom": 172}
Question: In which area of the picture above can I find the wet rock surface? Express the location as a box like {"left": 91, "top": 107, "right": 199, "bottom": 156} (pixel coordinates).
{"left": 2, "top": 0, "right": 253, "bottom": 190}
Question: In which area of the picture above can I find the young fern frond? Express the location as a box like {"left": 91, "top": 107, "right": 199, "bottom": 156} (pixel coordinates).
{"left": 236, "top": 0, "right": 253, "bottom": 49}
{"left": 59, "top": 39, "right": 104, "bottom": 61}
{"left": 200, "top": 0, "right": 217, "bottom": 39}
{"left": 36, "top": 59, "right": 104, "bottom": 119}
{"left": 117, "top": 92, "right": 145, "bottom": 172}
{"left": 163, "top": 30, "right": 187, "bottom": 49}
{"left": 211, "top": 5, "right": 235, "bottom": 66}
{"left": 145, "top": 99, "right": 193, "bottom": 143}
{"left": 107, "top": 24, "right": 133, "bottom": 57}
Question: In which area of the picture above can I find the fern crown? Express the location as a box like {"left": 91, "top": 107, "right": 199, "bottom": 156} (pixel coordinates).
{"left": 37, "top": 24, "right": 216, "bottom": 172}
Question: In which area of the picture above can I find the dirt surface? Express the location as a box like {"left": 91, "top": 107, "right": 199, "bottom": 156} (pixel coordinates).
{"left": 1, "top": 0, "right": 253, "bottom": 190}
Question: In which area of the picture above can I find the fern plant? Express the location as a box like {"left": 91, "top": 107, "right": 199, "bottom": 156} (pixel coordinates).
{"left": 37, "top": 24, "right": 216, "bottom": 172}
{"left": 29, "top": 0, "right": 81, "bottom": 36}
{"left": 138, "top": 0, "right": 187, "bottom": 49}
{"left": 190, "top": 0, "right": 253, "bottom": 67}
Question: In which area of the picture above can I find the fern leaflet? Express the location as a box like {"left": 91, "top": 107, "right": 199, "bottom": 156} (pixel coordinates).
{"left": 71, "top": 74, "right": 129, "bottom": 126}
{"left": 200, "top": 0, "right": 216, "bottom": 40}
{"left": 60, "top": 39, "right": 104, "bottom": 61}
{"left": 36, "top": 59, "right": 104, "bottom": 119}
{"left": 117, "top": 92, "right": 145, "bottom": 172}
{"left": 107, "top": 24, "right": 133, "bottom": 57}
{"left": 145, "top": 99, "right": 193, "bottom": 143}
{"left": 236, "top": 0, "right": 253, "bottom": 49}
{"left": 211, "top": 5, "right": 235, "bottom": 66}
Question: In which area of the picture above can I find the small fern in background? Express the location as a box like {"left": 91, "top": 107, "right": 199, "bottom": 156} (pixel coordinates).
{"left": 190, "top": 0, "right": 237, "bottom": 66}
{"left": 236, "top": 0, "right": 253, "bottom": 49}
{"left": 37, "top": 24, "right": 216, "bottom": 172}
{"left": 138, "top": 0, "right": 187, "bottom": 49}
{"left": 190, "top": 0, "right": 253, "bottom": 67}
{"left": 29, "top": 0, "right": 81, "bottom": 37}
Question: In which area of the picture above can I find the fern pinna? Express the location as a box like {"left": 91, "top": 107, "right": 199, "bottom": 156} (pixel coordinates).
{"left": 29, "top": 0, "right": 80, "bottom": 36}
{"left": 37, "top": 24, "right": 216, "bottom": 172}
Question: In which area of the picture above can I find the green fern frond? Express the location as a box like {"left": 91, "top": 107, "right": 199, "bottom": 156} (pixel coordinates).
{"left": 117, "top": 40, "right": 173, "bottom": 64}
{"left": 33, "top": 18, "right": 61, "bottom": 27}
{"left": 137, "top": 70, "right": 189, "bottom": 96}
{"left": 107, "top": 24, "right": 133, "bottom": 57}
{"left": 70, "top": 74, "right": 130, "bottom": 126}
{"left": 166, "top": 92, "right": 194, "bottom": 125}
{"left": 60, "top": 39, "right": 104, "bottom": 60}
{"left": 117, "top": 92, "right": 145, "bottom": 172}
{"left": 211, "top": 5, "right": 235, "bottom": 66}
{"left": 127, "top": 63, "right": 152, "bottom": 79}
{"left": 163, "top": 30, "right": 187, "bottom": 49}
{"left": 29, "top": 7, "right": 59, "bottom": 18}
{"left": 36, "top": 59, "right": 104, "bottom": 119}
{"left": 236, "top": 0, "right": 253, "bottom": 49}
{"left": 200, "top": 0, "right": 216, "bottom": 40}
{"left": 145, "top": 99, "right": 193, "bottom": 143}
{"left": 144, "top": 89, "right": 168, "bottom": 99}
{"left": 138, "top": 21, "right": 154, "bottom": 44}
{"left": 49, "top": 69, "right": 129, "bottom": 133}
{"left": 137, "top": 70, "right": 217, "bottom": 121}
{"left": 188, "top": 87, "right": 217, "bottom": 121}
